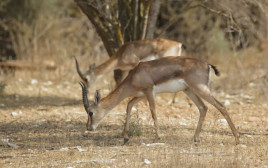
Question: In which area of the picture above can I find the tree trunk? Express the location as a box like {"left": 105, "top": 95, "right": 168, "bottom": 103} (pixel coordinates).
{"left": 146, "top": 0, "right": 160, "bottom": 38}
{"left": 74, "top": 0, "right": 160, "bottom": 84}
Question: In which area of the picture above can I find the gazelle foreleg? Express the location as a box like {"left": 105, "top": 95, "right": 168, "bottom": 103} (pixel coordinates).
{"left": 86, "top": 114, "right": 90, "bottom": 130}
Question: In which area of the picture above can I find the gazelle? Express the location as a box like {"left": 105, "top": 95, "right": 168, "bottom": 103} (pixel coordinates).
{"left": 75, "top": 38, "right": 184, "bottom": 88}
{"left": 79, "top": 56, "right": 240, "bottom": 145}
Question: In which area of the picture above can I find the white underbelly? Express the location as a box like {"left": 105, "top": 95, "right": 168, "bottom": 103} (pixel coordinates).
{"left": 154, "top": 79, "right": 187, "bottom": 93}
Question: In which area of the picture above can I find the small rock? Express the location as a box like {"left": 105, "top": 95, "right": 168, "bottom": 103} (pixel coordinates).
{"left": 217, "top": 119, "right": 227, "bottom": 124}
{"left": 144, "top": 159, "right": 151, "bottom": 165}
{"left": 247, "top": 116, "right": 260, "bottom": 122}
{"left": 178, "top": 121, "right": 187, "bottom": 126}
{"left": 89, "top": 158, "right": 116, "bottom": 163}
{"left": 141, "top": 116, "right": 147, "bottom": 121}
{"left": 41, "top": 87, "right": 49, "bottom": 92}
{"left": 249, "top": 82, "right": 255, "bottom": 87}
{"left": 0, "top": 138, "right": 9, "bottom": 143}
{"left": 31, "top": 79, "right": 38, "bottom": 85}
{"left": 43, "top": 81, "right": 53, "bottom": 86}
{"left": 238, "top": 144, "right": 247, "bottom": 148}
{"left": 76, "top": 146, "right": 86, "bottom": 152}
{"left": 146, "top": 143, "right": 166, "bottom": 147}
{"left": 245, "top": 134, "right": 253, "bottom": 138}
{"left": 11, "top": 111, "right": 22, "bottom": 117}
{"left": 224, "top": 100, "right": 230, "bottom": 106}
{"left": 11, "top": 112, "right": 18, "bottom": 116}
{"left": 240, "top": 94, "right": 253, "bottom": 99}
{"left": 167, "top": 100, "right": 173, "bottom": 105}
{"left": 60, "top": 147, "right": 69, "bottom": 151}
{"left": 7, "top": 142, "right": 19, "bottom": 148}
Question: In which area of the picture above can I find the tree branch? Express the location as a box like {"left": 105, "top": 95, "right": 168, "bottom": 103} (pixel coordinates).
{"left": 141, "top": 0, "right": 152, "bottom": 40}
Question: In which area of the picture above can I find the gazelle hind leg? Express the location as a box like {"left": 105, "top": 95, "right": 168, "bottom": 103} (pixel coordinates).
{"left": 183, "top": 89, "right": 208, "bottom": 142}
{"left": 144, "top": 89, "right": 160, "bottom": 140}
{"left": 124, "top": 97, "right": 144, "bottom": 144}
{"left": 190, "top": 85, "right": 239, "bottom": 144}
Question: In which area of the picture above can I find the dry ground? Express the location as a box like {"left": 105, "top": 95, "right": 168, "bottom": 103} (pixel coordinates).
{"left": 0, "top": 57, "right": 268, "bottom": 168}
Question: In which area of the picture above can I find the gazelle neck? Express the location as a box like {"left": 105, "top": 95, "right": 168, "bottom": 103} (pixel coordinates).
{"left": 94, "top": 56, "right": 118, "bottom": 77}
{"left": 100, "top": 83, "right": 132, "bottom": 112}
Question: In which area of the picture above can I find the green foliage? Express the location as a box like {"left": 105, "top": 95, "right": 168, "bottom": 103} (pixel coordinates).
{"left": 159, "top": 0, "right": 268, "bottom": 55}
{"left": 207, "top": 29, "right": 231, "bottom": 55}
{"left": 0, "top": 0, "right": 89, "bottom": 62}
{"left": 0, "top": 0, "right": 41, "bottom": 23}
{"left": 122, "top": 107, "right": 143, "bottom": 137}
{"left": 128, "top": 121, "right": 143, "bottom": 137}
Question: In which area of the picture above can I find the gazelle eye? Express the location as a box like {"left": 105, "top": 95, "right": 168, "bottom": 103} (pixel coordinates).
{"left": 89, "top": 111, "right": 93, "bottom": 117}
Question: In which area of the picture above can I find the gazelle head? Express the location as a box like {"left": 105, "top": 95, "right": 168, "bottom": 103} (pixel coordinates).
{"left": 79, "top": 82, "right": 106, "bottom": 131}
{"left": 75, "top": 57, "right": 97, "bottom": 89}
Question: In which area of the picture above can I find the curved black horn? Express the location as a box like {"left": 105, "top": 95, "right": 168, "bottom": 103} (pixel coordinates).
{"left": 79, "top": 81, "right": 90, "bottom": 111}
{"left": 75, "top": 57, "right": 85, "bottom": 80}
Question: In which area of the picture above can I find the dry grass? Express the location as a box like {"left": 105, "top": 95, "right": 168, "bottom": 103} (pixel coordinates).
{"left": 1, "top": 1, "right": 267, "bottom": 167}
{"left": 0, "top": 49, "right": 268, "bottom": 167}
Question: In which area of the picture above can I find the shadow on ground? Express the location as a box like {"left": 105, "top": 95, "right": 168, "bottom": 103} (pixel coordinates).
{"left": 0, "top": 119, "right": 252, "bottom": 150}
{"left": 0, "top": 94, "right": 81, "bottom": 109}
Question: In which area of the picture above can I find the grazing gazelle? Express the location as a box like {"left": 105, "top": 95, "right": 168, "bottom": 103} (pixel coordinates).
{"left": 79, "top": 56, "right": 239, "bottom": 145}
{"left": 75, "top": 38, "right": 184, "bottom": 88}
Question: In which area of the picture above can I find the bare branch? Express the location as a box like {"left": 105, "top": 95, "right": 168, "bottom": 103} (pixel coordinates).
{"left": 141, "top": 0, "right": 152, "bottom": 40}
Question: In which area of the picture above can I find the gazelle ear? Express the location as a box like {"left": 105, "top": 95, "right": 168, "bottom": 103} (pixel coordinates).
{"left": 89, "top": 63, "right": 96, "bottom": 72}
{"left": 95, "top": 90, "right": 101, "bottom": 105}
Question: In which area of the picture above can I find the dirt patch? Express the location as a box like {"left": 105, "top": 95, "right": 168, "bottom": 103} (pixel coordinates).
{"left": 0, "top": 61, "right": 267, "bottom": 167}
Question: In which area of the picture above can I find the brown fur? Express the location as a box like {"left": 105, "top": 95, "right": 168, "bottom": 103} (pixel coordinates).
{"left": 80, "top": 56, "right": 239, "bottom": 145}
{"left": 76, "top": 38, "right": 184, "bottom": 88}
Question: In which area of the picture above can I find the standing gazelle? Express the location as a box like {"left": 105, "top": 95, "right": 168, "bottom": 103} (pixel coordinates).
{"left": 79, "top": 56, "right": 239, "bottom": 144}
{"left": 75, "top": 38, "right": 184, "bottom": 89}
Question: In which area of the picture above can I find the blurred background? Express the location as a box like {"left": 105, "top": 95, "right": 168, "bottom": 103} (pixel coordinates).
{"left": 0, "top": 2, "right": 267, "bottom": 167}
{"left": 0, "top": 0, "right": 267, "bottom": 102}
